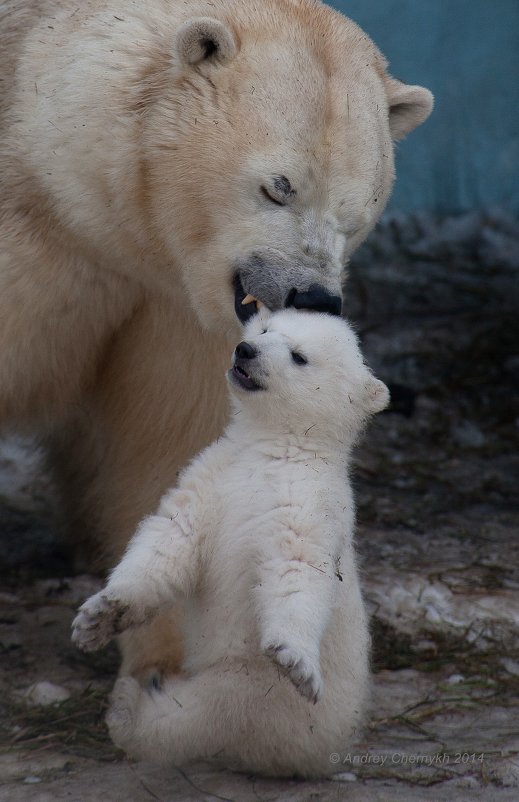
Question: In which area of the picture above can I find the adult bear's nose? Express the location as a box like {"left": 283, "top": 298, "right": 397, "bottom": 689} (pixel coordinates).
{"left": 235, "top": 341, "right": 257, "bottom": 360}
{"left": 285, "top": 284, "right": 342, "bottom": 316}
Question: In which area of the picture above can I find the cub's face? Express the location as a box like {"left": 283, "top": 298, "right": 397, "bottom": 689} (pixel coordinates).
{"left": 144, "top": 4, "right": 433, "bottom": 334}
{"left": 227, "top": 309, "right": 389, "bottom": 438}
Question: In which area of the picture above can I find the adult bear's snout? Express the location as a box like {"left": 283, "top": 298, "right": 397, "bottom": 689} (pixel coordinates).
{"left": 234, "top": 255, "right": 343, "bottom": 324}
{"left": 285, "top": 285, "right": 342, "bottom": 317}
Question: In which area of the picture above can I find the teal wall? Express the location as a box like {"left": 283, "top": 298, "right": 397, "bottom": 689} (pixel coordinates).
{"left": 330, "top": 1, "right": 519, "bottom": 213}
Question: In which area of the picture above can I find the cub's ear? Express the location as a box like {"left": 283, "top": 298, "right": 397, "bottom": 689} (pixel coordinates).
{"left": 384, "top": 76, "right": 434, "bottom": 141}
{"left": 364, "top": 376, "right": 390, "bottom": 415}
{"left": 175, "top": 17, "right": 238, "bottom": 66}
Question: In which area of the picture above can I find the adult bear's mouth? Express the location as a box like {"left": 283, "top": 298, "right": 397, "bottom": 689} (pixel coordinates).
{"left": 233, "top": 273, "right": 264, "bottom": 324}
{"left": 233, "top": 268, "right": 343, "bottom": 325}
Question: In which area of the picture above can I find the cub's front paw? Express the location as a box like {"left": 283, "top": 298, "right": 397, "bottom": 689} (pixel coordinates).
{"left": 71, "top": 591, "right": 130, "bottom": 652}
{"left": 265, "top": 643, "right": 323, "bottom": 704}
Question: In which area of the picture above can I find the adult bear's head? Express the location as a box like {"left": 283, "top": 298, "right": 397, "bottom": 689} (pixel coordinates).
{"left": 141, "top": 0, "right": 433, "bottom": 331}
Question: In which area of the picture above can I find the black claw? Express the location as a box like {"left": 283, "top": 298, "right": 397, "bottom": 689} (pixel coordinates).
{"left": 148, "top": 671, "right": 163, "bottom": 693}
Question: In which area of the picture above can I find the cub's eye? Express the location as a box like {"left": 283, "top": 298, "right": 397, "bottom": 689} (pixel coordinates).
{"left": 260, "top": 185, "right": 285, "bottom": 207}
{"left": 291, "top": 351, "right": 307, "bottom": 366}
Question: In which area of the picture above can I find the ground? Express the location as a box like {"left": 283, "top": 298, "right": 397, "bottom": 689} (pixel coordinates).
{"left": 1, "top": 210, "right": 518, "bottom": 801}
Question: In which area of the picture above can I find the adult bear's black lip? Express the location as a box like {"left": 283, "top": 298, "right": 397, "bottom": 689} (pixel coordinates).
{"left": 233, "top": 273, "right": 262, "bottom": 324}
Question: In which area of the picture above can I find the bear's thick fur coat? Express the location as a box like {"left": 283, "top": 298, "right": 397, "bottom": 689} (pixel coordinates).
{"left": 72, "top": 310, "right": 389, "bottom": 777}
{"left": 1, "top": 0, "right": 432, "bottom": 675}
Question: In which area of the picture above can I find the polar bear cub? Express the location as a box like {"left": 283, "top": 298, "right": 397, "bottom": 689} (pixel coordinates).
{"left": 72, "top": 309, "right": 389, "bottom": 777}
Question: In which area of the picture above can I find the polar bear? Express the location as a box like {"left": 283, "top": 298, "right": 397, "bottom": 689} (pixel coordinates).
{"left": 72, "top": 309, "right": 389, "bottom": 777}
{"left": 1, "top": 0, "right": 432, "bottom": 676}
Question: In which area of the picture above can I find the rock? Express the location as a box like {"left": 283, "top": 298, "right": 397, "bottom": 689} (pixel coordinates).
{"left": 451, "top": 420, "right": 487, "bottom": 449}
{"left": 407, "top": 210, "right": 483, "bottom": 258}
{"left": 0, "top": 626, "right": 23, "bottom": 650}
{"left": 487, "top": 755, "right": 519, "bottom": 788}
{"left": 446, "top": 673, "right": 465, "bottom": 685}
{"left": 365, "top": 565, "right": 519, "bottom": 646}
{"left": 24, "top": 681, "right": 71, "bottom": 706}
{"left": 332, "top": 771, "right": 357, "bottom": 782}
{"left": 500, "top": 658, "right": 519, "bottom": 676}
{"left": 346, "top": 207, "right": 519, "bottom": 396}
{"left": 0, "top": 752, "right": 72, "bottom": 784}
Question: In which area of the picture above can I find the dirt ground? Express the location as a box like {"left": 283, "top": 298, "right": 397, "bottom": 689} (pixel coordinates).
{"left": 1, "top": 211, "right": 518, "bottom": 801}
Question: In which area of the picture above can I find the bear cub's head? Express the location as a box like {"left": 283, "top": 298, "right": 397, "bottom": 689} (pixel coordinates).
{"left": 227, "top": 309, "right": 389, "bottom": 444}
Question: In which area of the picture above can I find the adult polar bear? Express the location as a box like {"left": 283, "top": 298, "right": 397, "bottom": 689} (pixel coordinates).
{"left": 0, "top": 0, "right": 432, "bottom": 677}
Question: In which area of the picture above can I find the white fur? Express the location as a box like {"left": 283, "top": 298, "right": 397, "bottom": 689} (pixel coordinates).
{"left": 2, "top": 0, "right": 431, "bottom": 678}
{"left": 72, "top": 309, "right": 388, "bottom": 777}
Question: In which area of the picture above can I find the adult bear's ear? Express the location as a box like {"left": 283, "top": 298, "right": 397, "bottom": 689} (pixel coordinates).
{"left": 384, "top": 76, "right": 434, "bottom": 141}
{"left": 175, "top": 17, "right": 238, "bottom": 66}
{"left": 364, "top": 377, "right": 390, "bottom": 415}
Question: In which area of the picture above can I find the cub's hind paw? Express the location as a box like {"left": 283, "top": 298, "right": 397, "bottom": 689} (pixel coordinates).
{"left": 107, "top": 676, "right": 165, "bottom": 760}
{"left": 265, "top": 643, "right": 323, "bottom": 704}
{"left": 106, "top": 677, "right": 142, "bottom": 753}
{"left": 71, "top": 591, "right": 129, "bottom": 652}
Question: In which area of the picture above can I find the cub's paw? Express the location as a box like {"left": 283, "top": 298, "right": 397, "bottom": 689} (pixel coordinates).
{"left": 71, "top": 591, "right": 130, "bottom": 652}
{"left": 106, "top": 677, "right": 142, "bottom": 754}
{"left": 265, "top": 643, "right": 323, "bottom": 704}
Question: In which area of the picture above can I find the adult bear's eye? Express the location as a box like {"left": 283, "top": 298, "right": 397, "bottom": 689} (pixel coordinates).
{"left": 291, "top": 351, "right": 307, "bottom": 366}
{"left": 260, "top": 185, "right": 285, "bottom": 207}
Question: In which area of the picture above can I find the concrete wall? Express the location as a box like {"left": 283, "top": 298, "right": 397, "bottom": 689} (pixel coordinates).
{"left": 330, "top": 0, "right": 519, "bottom": 213}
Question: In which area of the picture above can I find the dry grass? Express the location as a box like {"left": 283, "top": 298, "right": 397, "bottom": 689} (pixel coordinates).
{"left": 1, "top": 687, "right": 121, "bottom": 762}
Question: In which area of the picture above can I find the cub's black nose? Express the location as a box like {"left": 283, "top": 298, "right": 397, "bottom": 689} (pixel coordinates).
{"left": 285, "top": 284, "right": 342, "bottom": 316}
{"left": 235, "top": 341, "right": 257, "bottom": 360}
